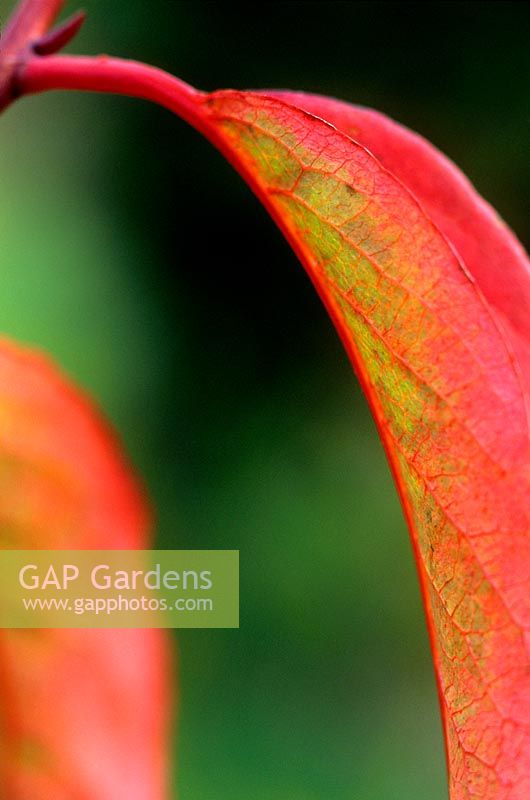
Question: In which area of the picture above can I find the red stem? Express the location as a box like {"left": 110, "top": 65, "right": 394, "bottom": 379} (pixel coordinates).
{"left": 20, "top": 54, "right": 208, "bottom": 133}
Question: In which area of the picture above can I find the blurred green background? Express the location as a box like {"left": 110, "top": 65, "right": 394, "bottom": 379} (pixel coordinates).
{"left": 1, "top": 1, "right": 530, "bottom": 797}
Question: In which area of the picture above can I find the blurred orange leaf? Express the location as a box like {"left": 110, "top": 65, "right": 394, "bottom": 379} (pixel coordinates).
{"left": 0, "top": 340, "right": 170, "bottom": 800}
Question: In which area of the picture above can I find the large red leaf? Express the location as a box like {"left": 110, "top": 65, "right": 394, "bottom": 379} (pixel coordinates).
{"left": 0, "top": 339, "right": 169, "bottom": 799}
{"left": 184, "top": 90, "right": 530, "bottom": 799}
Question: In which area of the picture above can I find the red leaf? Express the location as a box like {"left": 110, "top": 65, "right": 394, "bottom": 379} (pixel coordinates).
{"left": 185, "top": 90, "right": 530, "bottom": 798}
{"left": 0, "top": 340, "right": 170, "bottom": 799}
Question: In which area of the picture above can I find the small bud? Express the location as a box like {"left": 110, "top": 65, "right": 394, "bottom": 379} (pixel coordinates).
{"left": 33, "top": 10, "right": 86, "bottom": 57}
